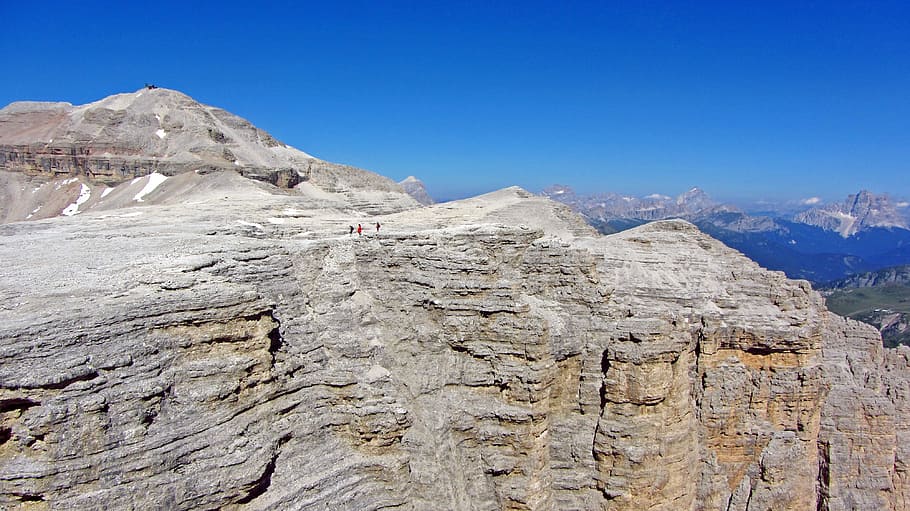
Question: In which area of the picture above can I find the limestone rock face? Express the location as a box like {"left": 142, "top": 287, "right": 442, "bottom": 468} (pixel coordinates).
{"left": 0, "top": 88, "right": 406, "bottom": 195}
{"left": 1, "top": 179, "right": 908, "bottom": 510}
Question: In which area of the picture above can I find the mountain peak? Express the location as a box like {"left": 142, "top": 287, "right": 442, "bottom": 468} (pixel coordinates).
{"left": 0, "top": 88, "right": 412, "bottom": 192}
{"left": 795, "top": 190, "right": 908, "bottom": 237}
{"left": 0, "top": 89, "right": 420, "bottom": 221}
{"left": 398, "top": 175, "right": 435, "bottom": 205}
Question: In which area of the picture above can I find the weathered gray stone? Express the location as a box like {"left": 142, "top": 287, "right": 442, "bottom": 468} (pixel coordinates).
{"left": 1, "top": 90, "right": 908, "bottom": 511}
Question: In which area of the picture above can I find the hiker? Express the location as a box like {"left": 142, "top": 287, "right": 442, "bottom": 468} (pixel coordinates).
{"left": 349, "top": 225, "right": 354, "bottom": 236}
{"left": 357, "top": 224, "right": 362, "bottom": 236}
{"left": 375, "top": 222, "right": 381, "bottom": 233}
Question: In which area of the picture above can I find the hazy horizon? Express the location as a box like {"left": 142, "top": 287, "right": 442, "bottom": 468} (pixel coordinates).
{"left": 1, "top": 1, "right": 907, "bottom": 202}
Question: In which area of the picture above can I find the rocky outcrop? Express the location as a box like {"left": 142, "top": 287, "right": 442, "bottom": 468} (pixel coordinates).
{"left": 0, "top": 88, "right": 906, "bottom": 510}
{"left": 0, "top": 89, "right": 408, "bottom": 195}
{"left": 1, "top": 180, "right": 907, "bottom": 510}
{"left": 819, "top": 313, "right": 910, "bottom": 510}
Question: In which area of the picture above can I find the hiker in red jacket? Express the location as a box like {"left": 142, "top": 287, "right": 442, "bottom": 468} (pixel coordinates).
{"left": 357, "top": 224, "right": 362, "bottom": 236}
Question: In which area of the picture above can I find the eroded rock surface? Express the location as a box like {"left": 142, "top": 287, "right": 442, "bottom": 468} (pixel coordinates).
{"left": 0, "top": 89, "right": 408, "bottom": 196}
{"left": 1, "top": 182, "right": 908, "bottom": 510}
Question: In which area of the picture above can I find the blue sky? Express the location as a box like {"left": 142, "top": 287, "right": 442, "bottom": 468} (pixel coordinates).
{"left": 1, "top": 1, "right": 908, "bottom": 203}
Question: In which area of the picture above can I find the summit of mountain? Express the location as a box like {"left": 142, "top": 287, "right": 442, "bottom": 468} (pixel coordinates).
{"left": 398, "top": 175, "right": 435, "bottom": 205}
{"left": 0, "top": 87, "right": 409, "bottom": 191}
{"left": 0, "top": 88, "right": 419, "bottom": 221}
{"left": 794, "top": 190, "right": 909, "bottom": 237}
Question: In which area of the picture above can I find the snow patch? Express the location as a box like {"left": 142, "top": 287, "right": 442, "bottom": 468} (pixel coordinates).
{"left": 155, "top": 113, "right": 161, "bottom": 122}
{"left": 237, "top": 220, "right": 264, "bottom": 230}
{"left": 62, "top": 184, "right": 91, "bottom": 216}
{"left": 54, "top": 177, "right": 79, "bottom": 190}
{"left": 800, "top": 197, "right": 822, "bottom": 205}
{"left": 267, "top": 217, "right": 285, "bottom": 224}
{"left": 133, "top": 173, "right": 168, "bottom": 202}
{"left": 156, "top": 129, "right": 167, "bottom": 139}
{"left": 831, "top": 211, "right": 857, "bottom": 237}
{"left": 101, "top": 187, "right": 114, "bottom": 198}
{"left": 553, "top": 189, "right": 565, "bottom": 195}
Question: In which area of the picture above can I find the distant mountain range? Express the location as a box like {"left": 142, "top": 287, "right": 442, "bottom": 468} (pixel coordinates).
{"left": 794, "top": 190, "right": 910, "bottom": 237}
{"left": 542, "top": 185, "right": 910, "bottom": 284}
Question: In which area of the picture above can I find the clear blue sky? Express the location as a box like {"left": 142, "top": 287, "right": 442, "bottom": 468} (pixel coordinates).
{"left": 1, "top": 1, "right": 908, "bottom": 203}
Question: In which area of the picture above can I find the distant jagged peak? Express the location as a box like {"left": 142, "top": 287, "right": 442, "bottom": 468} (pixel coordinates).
{"left": 542, "top": 184, "right": 721, "bottom": 222}
{"left": 675, "top": 186, "right": 715, "bottom": 209}
{"left": 794, "top": 189, "right": 909, "bottom": 237}
{"left": 398, "top": 175, "right": 435, "bottom": 205}
{"left": 541, "top": 184, "right": 576, "bottom": 197}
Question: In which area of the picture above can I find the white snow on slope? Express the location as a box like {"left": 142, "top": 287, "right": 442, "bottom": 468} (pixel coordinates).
{"left": 55, "top": 177, "right": 78, "bottom": 190}
{"left": 237, "top": 220, "right": 265, "bottom": 230}
{"left": 101, "top": 187, "right": 114, "bottom": 198}
{"left": 62, "top": 184, "right": 91, "bottom": 216}
{"left": 134, "top": 173, "right": 168, "bottom": 202}
{"left": 156, "top": 129, "right": 167, "bottom": 139}
{"left": 832, "top": 211, "right": 857, "bottom": 237}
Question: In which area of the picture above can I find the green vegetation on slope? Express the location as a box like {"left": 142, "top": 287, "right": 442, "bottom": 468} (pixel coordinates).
{"left": 825, "top": 285, "right": 910, "bottom": 348}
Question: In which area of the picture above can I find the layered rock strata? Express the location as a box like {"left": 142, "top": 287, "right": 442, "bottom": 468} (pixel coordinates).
{"left": 1, "top": 190, "right": 907, "bottom": 510}
{"left": 0, "top": 89, "right": 406, "bottom": 194}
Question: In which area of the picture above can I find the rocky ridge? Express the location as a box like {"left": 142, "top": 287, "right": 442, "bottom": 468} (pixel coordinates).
{"left": 0, "top": 88, "right": 408, "bottom": 197}
{"left": 0, "top": 179, "right": 908, "bottom": 510}
{"left": 1, "top": 89, "right": 908, "bottom": 510}
{"left": 794, "top": 190, "right": 909, "bottom": 237}
{"left": 826, "top": 264, "right": 910, "bottom": 289}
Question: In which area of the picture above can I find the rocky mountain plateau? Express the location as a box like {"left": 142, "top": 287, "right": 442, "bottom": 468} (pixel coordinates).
{"left": 1, "top": 89, "right": 909, "bottom": 510}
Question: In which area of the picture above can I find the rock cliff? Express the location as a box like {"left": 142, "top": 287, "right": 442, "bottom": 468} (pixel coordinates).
{"left": 0, "top": 88, "right": 407, "bottom": 195}
{"left": 1, "top": 89, "right": 907, "bottom": 510}
{"left": 1, "top": 180, "right": 908, "bottom": 510}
